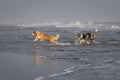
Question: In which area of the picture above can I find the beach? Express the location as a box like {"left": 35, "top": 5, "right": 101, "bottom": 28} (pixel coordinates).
{"left": 0, "top": 23, "right": 120, "bottom": 80}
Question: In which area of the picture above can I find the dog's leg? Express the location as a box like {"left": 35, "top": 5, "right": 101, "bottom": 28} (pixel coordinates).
{"left": 33, "top": 38, "right": 39, "bottom": 42}
{"left": 86, "top": 40, "right": 90, "bottom": 44}
{"left": 54, "top": 41, "right": 58, "bottom": 44}
{"left": 80, "top": 40, "right": 84, "bottom": 44}
{"left": 79, "top": 40, "right": 82, "bottom": 44}
{"left": 40, "top": 39, "right": 44, "bottom": 41}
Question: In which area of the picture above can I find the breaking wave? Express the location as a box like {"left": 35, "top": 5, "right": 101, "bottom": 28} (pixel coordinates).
{"left": 111, "top": 25, "right": 120, "bottom": 29}
{"left": 16, "top": 21, "right": 120, "bottom": 30}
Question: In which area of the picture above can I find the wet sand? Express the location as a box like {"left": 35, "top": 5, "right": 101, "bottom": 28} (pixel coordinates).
{"left": 0, "top": 26, "right": 120, "bottom": 80}
{"left": 0, "top": 52, "right": 75, "bottom": 80}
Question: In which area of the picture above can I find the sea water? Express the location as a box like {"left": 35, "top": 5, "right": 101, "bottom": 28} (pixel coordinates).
{"left": 0, "top": 22, "right": 120, "bottom": 80}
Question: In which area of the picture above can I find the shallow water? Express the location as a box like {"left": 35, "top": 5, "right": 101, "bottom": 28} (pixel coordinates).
{"left": 0, "top": 26, "right": 120, "bottom": 80}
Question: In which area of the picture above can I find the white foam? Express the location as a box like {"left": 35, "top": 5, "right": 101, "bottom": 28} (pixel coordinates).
{"left": 56, "top": 21, "right": 84, "bottom": 28}
{"left": 17, "top": 21, "right": 97, "bottom": 29}
{"left": 56, "top": 42, "right": 72, "bottom": 45}
{"left": 48, "top": 66, "right": 75, "bottom": 77}
{"left": 16, "top": 21, "right": 120, "bottom": 30}
{"left": 111, "top": 25, "right": 120, "bottom": 29}
{"left": 48, "top": 73, "right": 60, "bottom": 77}
{"left": 48, "top": 70, "right": 73, "bottom": 77}
{"left": 34, "top": 70, "right": 73, "bottom": 80}
{"left": 34, "top": 66, "right": 75, "bottom": 80}
{"left": 106, "top": 41, "right": 119, "bottom": 44}
{"left": 17, "top": 22, "right": 62, "bottom": 28}
{"left": 38, "top": 56, "right": 46, "bottom": 59}
{"left": 59, "top": 70, "right": 73, "bottom": 75}
{"left": 64, "top": 66, "right": 75, "bottom": 72}
{"left": 34, "top": 77, "right": 44, "bottom": 80}
{"left": 94, "top": 41, "right": 101, "bottom": 44}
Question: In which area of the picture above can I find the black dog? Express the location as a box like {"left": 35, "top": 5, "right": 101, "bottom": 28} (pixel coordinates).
{"left": 75, "top": 29, "right": 98, "bottom": 44}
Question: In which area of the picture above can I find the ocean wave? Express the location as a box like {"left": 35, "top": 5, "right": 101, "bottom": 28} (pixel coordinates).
{"left": 15, "top": 21, "right": 120, "bottom": 30}
{"left": 111, "top": 25, "right": 120, "bottom": 29}
{"left": 16, "top": 21, "right": 98, "bottom": 29}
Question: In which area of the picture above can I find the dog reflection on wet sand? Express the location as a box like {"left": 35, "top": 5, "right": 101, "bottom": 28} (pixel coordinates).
{"left": 33, "top": 53, "right": 45, "bottom": 65}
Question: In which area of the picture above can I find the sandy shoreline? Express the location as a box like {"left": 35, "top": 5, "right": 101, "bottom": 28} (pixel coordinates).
{"left": 0, "top": 26, "right": 120, "bottom": 80}
{"left": 0, "top": 52, "right": 75, "bottom": 80}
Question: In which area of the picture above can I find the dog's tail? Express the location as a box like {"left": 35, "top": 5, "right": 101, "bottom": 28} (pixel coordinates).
{"left": 55, "top": 34, "right": 60, "bottom": 40}
{"left": 95, "top": 29, "right": 98, "bottom": 33}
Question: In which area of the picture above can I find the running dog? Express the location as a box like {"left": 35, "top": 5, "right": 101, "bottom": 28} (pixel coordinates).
{"left": 32, "top": 30, "right": 60, "bottom": 44}
{"left": 75, "top": 29, "right": 98, "bottom": 44}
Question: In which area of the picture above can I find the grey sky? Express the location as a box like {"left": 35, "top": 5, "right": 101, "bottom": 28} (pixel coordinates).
{"left": 0, "top": 0, "right": 120, "bottom": 24}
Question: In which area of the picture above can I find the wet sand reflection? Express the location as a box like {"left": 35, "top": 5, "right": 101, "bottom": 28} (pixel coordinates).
{"left": 33, "top": 53, "right": 45, "bottom": 65}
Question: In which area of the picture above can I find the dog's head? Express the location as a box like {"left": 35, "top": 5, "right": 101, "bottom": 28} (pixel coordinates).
{"left": 32, "top": 31, "right": 44, "bottom": 37}
{"left": 32, "top": 30, "right": 37, "bottom": 37}
{"left": 86, "top": 29, "right": 99, "bottom": 40}
{"left": 56, "top": 34, "right": 60, "bottom": 39}
{"left": 75, "top": 33, "right": 83, "bottom": 40}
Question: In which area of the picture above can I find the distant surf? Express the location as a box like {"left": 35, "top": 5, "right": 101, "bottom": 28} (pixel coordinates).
{"left": 56, "top": 42, "right": 72, "bottom": 45}
{"left": 16, "top": 21, "right": 120, "bottom": 30}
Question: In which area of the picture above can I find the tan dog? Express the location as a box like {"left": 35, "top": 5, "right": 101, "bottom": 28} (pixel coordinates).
{"left": 32, "top": 30, "right": 60, "bottom": 44}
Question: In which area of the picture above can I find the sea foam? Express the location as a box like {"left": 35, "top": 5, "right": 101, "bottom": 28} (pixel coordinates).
{"left": 34, "top": 66, "right": 75, "bottom": 80}
{"left": 16, "top": 21, "right": 120, "bottom": 30}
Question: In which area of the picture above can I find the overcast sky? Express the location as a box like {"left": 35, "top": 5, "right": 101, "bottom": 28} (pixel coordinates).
{"left": 0, "top": 0, "right": 120, "bottom": 24}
